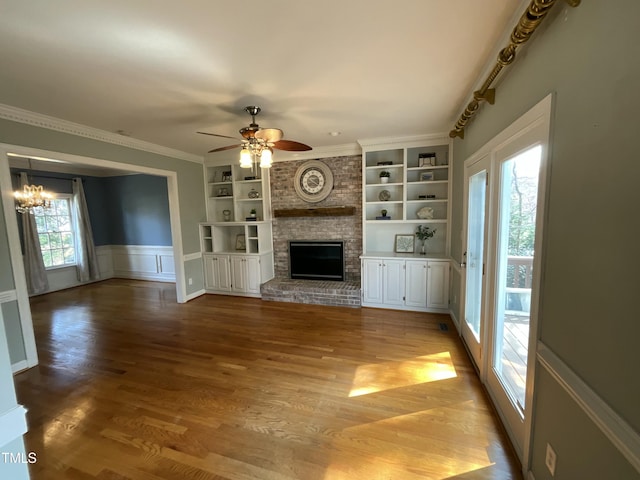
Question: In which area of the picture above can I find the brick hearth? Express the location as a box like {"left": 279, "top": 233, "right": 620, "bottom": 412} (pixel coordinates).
{"left": 261, "top": 278, "right": 361, "bottom": 307}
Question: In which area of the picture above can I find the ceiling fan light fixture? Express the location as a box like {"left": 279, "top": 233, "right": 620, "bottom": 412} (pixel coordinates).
{"left": 259, "top": 147, "right": 273, "bottom": 169}
{"left": 239, "top": 148, "right": 252, "bottom": 168}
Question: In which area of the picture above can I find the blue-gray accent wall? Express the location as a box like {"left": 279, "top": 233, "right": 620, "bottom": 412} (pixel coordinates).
{"left": 10, "top": 169, "right": 172, "bottom": 248}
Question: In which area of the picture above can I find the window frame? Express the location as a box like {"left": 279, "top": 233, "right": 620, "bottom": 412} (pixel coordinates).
{"left": 33, "top": 194, "right": 77, "bottom": 270}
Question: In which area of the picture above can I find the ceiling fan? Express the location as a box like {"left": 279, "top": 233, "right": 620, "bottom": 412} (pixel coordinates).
{"left": 197, "top": 106, "right": 312, "bottom": 159}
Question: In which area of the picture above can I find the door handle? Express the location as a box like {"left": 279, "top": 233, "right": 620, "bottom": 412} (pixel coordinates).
{"left": 461, "top": 251, "right": 467, "bottom": 268}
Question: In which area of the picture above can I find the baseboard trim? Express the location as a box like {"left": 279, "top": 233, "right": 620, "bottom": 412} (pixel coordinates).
{"left": 0, "top": 405, "right": 28, "bottom": 448}
{"left": 112, "top": 272, "right": 175, "bottom": 283}
{"left": 184, "top": 289, "right": 206, "bottom": 302}
{"left": 537, "top": 342, "right": 640, "bottom": 473}
{"left": 11, "top": 360, "right": 28, "bottom": 374}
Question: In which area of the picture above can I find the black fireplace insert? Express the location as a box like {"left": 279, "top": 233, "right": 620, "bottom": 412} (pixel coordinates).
{"left": 289, "top": 240, "right": 344, "bottom": 281}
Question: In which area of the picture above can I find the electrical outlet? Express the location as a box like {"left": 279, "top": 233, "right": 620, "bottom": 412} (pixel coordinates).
{"left": 545, "top": 443, "right": 557, "bottom": 476}
{"left": 188, "top": 277, "right": 193, "bottom": 286}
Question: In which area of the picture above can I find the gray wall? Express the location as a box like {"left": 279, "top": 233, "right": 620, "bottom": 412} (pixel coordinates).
{"left": 450, "top": 1, "right": 639, "bottom": 477}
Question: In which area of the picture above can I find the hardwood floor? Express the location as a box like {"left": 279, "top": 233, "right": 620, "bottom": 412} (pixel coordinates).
{"left": 15, "top": 279, "right": 522, "bottom": 480}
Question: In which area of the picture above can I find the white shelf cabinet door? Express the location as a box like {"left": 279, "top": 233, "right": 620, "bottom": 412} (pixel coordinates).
{"left": 362, "top": 258, "right": 384, "bottom": 305}
{"left": 212, "top": 254, "right": 232, "bottom": 292}
{"left": 245, "top": 256, "right": 261, "bottom": 294}
{"left": 230, "top": 256, "right": 248, "bottom": 293}
{"left": 405, "top": 259, "right": 428, "bottom": 308}
{"left": 427, "top": 261, "right": 450, "bottom": 309}
{"left": 203, "top": 254, "right": 216, "bottom": 289}
{"left": 383, "top": 259, "right": 405, "bottom": 307}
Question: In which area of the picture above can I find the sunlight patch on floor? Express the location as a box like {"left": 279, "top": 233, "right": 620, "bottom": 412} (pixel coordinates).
{"left": 323, "top": 406, "right": 496, "bottom": 479}
{"left": 349, "top": 352, "right": 457, "bottom": 397}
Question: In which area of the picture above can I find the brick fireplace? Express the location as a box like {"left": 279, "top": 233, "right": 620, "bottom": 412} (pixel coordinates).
{"left": 261, "top": 154, "right": 362, "bottom": 306}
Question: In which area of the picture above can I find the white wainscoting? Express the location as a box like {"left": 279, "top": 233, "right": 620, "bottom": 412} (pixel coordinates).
{"left": 110, "top": 245, "right": 176, "bottom": 282}
{"left": 537, "top": 342, "right": 640, "bottom": 475}
{"left": 29, "top": 245, "right": 175, "bottom": 296}
{"left": 0, "top": 405, "right": 28, "bottom": 449}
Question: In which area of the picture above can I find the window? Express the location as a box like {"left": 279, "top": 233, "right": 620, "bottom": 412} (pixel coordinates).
{"left": 33, "top": 196, "right": 76, "bottom": 268}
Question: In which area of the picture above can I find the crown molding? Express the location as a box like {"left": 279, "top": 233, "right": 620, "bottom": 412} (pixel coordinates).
{"left": 358, "top": 133, "right": 450, "bottom": 150}
{"left": 0, "top": 103, "right": 203, "bottom": 164}
{"left": 228, "top": 142, "right": 362, "bottom": 164}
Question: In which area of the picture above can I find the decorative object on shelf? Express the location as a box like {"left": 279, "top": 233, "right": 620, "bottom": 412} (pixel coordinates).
{"left": 417, "top": 207, "right": 434, "bottom": 219}
{"left": 376, "top": 208, "right": 391, "bottom": 220}
{"left": 379, "top": 171, "right": 390, "bottom": 184}
{"left": 418, "top": 153, "right": 436, "bottom": 167}
{"left": 198, "top": 106, "right": 312, "bottom": 172}
{"left": 426, "top": 194, "right": 436, "bottom": 199}
{"left": 418, "top": 195, "right": 427, "bottom": 199}
{"left": 248, "top": 188, "right": 260, "bottom": 199}
{"left": 378, "top": 189, "right": 391, "bottom": 201}
{"left": 235, "top": 234, "right": 246, "bottom": 250}
{"left": 249, "top": 208, "right": 257, "bottom": 218}
{"left": 222, "top": 171, "right": 232, "bottom": 182}
{"left": 244, "top": 176, "right": 257, "bottom": 180}
{"left": 293, "top": 160, "right": 334, "bottom": 203}
{"left": 376, "top": 161, "right": 393, "bottom": 166}
{"left": 394, "top": 234, "right": 415, "bottom": 253}
{"left": 217, "top": 187, "right": 230, "bottom": 197}
{"left": 222, "top": 209, "right": 231, "bottom": 222}
{"left": 420, "top": 171, "right": 435, "bottom": 181}
{"left": 416, "top": 225, "right": 437, "bottom": 255}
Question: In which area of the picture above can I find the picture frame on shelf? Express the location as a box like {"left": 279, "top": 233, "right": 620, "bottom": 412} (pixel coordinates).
{"left": 222, "top": 171, "right": 232, "bottom": 182}
{"left": 394, "top": 234, "right": 415, "bottom": 253}
{"left": 420, "top": 171, "right": 435, "bottom": 181}
{"left": 235, "top": 234, "right": 246, "bottom": 251}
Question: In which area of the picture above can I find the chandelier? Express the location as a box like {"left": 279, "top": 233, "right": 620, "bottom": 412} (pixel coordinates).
{"left": 14, "top": 163, "right": 53, "bottom": 214}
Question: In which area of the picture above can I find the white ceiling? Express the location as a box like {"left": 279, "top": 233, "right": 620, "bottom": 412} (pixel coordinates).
{"left": 0, "top": 1, "right": 522, "bottom": 159}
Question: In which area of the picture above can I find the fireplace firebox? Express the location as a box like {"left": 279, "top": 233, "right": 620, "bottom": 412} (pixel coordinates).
{"left": 289, "top": 241, "right": 344, "bottom": 281}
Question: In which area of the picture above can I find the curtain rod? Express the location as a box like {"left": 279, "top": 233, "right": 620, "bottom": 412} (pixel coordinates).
{"left": 12, "top": 172, "right": 85, "bottom": 182}
{"left": 449, "top": 0, "right": 580, "bottom": 139}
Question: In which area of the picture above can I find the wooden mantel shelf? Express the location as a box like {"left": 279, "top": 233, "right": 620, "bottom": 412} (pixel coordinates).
{"left": 274, "top": 206, "right": 356, "bottom": 218}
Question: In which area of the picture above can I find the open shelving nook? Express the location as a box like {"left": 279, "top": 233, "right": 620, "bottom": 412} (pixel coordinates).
{"left": 201, "top": 158, "right": 275, "bottom": 296}
{"left": 359, "top": 136, "right": 452, "bottom": 256}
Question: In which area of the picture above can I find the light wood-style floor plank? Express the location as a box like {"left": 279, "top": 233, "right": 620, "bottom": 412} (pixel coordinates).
{"left": 15, "top": 279, "right": 522, "bottom": 479}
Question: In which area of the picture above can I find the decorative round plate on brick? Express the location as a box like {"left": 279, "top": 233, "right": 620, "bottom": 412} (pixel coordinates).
{"left": 294, "top": 160, "right": 334, "bottom": 203}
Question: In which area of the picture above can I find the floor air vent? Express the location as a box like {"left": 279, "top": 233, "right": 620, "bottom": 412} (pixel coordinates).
{"left": 438, "top": 323, "right": 449, "bottom": 332}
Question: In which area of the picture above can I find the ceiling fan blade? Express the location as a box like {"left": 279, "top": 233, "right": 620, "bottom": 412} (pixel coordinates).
{"left": 208, "top": 144, "right": 242, "bottom": 153}
{"left": 197, "top": 131, "right": 240, "bottom": 140}
{"left": 273, "top": 139, "right": 312, "bottom": 151}
{"left": 255, "top": 128, "right": 283, "bottom": 143}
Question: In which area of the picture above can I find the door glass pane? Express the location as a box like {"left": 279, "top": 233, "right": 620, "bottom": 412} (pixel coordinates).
{"left": 493, "top": 145, "right": 541, "bottom": 414}
{"left": 464, "top": 170, "right": 487, "bottom": 341}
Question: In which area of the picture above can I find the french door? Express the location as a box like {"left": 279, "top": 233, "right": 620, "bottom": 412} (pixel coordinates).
{"left": 461, "top": 155, "right": 490, "bottom": 367}
{"left": 460, "top": 95, "right": 551, "bottom": 467}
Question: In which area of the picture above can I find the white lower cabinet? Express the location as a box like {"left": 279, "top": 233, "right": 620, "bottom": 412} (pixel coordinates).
{"left": 361, "top": 256, "right": 449, "bottom": 312}
{"left": 230, "top": 255, "right": 260, "bottom": 295}
{"left": 405, "top": 260, "right": 428, "bottom": 308}
{"left": 204, "top": 254, "right": 232, "bottom": 292}
{"left": 427, "top": 260, "right": 450, "bottom": 309}
{"left": 204, "top": 254, "right": 263, "bottom": 297}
